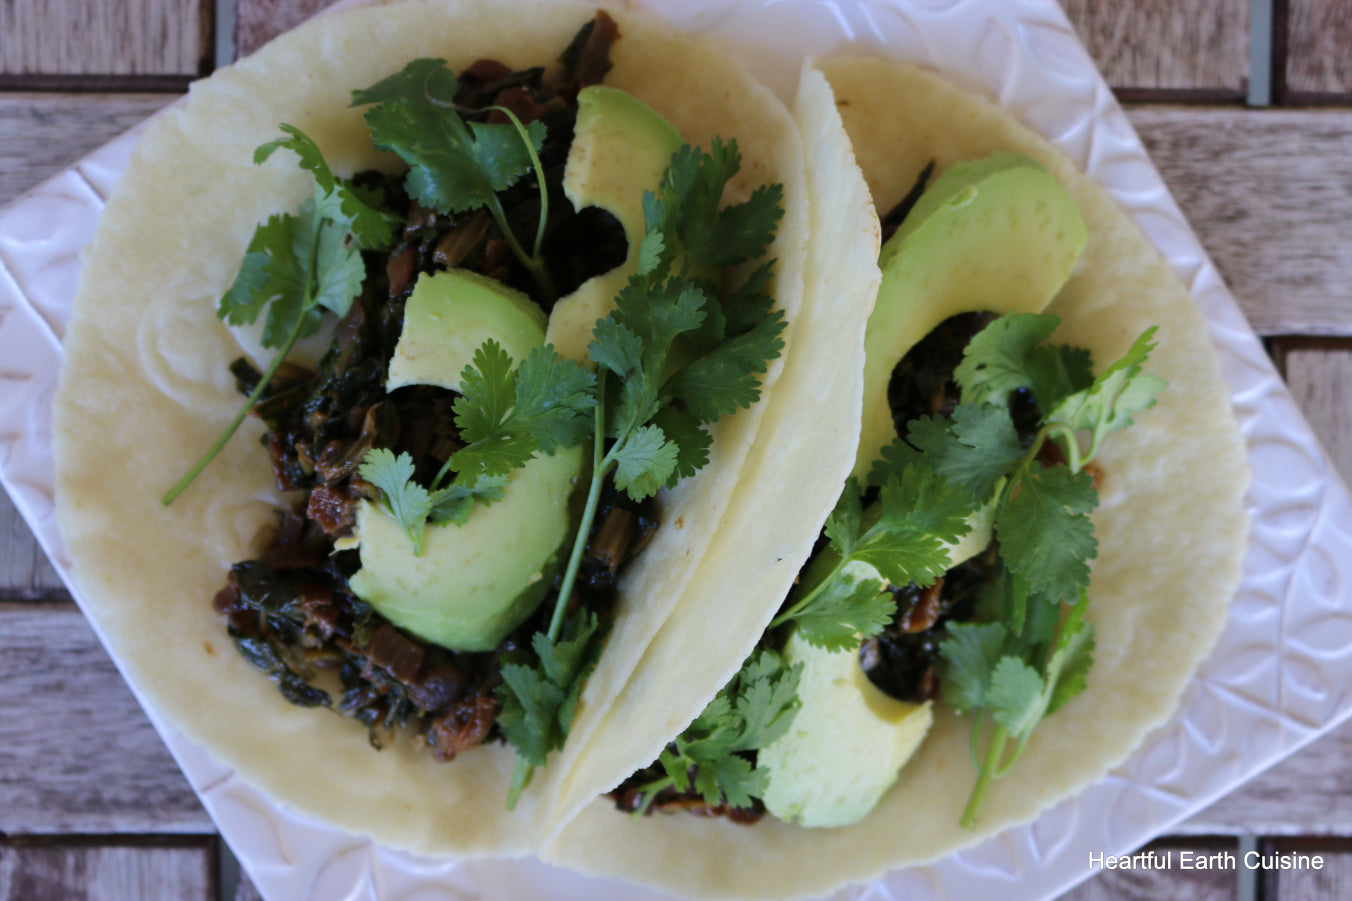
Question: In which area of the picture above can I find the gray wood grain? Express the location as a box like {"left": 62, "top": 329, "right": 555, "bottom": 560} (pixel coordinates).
{"left": 0, "top": 94, "right": 179, "bottom": 206}
{"left": 1057, "top": 840, "right": 1239, "bottom": 900}
{"left": 0, "top": 493, "right": 62, "bottom": 598}
{"left": 1062, "top": 0, "right": 1249, "bottom": 94}
{"left": 1262, "top": 842, "right": 1352, "bottom": 901}
{"left": 236, "top": 0, "right": 333, "bottom": 58}
{"left": 0, "top": 0, "right": 208, "bottom": 77}
{"left": 0, "top": 839, "right": 214, "bottom": 901}
{"left": 0, "top": 603, "right": 212, "bottom": 834}
{"left": 1286, "top": 0, "right": 1352, "bottom": 97}
{"left": 1282, "top": 345, "right": 1352, "bottom": 485}
{"left": 1129, "top": 106, "right": 1352, "bottom": 336}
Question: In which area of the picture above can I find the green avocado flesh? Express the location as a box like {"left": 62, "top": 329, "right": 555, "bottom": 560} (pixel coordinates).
{"left": 854, "top": 152, "right": 1088, "bottom": 478}
{"left": 759, "top": 628, "right": 933, "bottom": 829}
{"left": 349, "top": 269, "right": 582, "bottom": 653}
{"left": 545, "top": 85, "right": 684, "bottom": 360}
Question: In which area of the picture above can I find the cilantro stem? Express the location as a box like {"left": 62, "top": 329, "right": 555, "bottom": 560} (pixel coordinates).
{"left": 161, "top": 338, "right": 297, "bottom": 504}
{"left": 631, "top": 775, "right": 674, "bottom": 818}
{"left": 163, "top": 219, "right": 326, "bottom": 505}
{"left": 961, "top": 721, "right": 1009, "bottom": 830}
{"left": 770, "top": 554, "right": 847, "bottom": 630}
{"left": 548, "top": 370, "right": 615, "bottom": 643}
{"left": 488, "top": 106, "right": 551, "bottom": 268}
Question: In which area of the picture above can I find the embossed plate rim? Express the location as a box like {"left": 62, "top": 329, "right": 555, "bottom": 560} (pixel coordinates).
{"left": 1, "top": 0, "right": 1349, "bottom": 900}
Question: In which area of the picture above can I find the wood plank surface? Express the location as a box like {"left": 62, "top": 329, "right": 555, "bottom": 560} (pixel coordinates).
{"left": 1285, "top": 0, "right": 1352, "bottom": 98}
{"left": 0, "top": 603, "right": 212, "bottom": 834}
{"left": 1263, "top": 841, "right": 1352, "bottom": 901}
{"left": 0, "top": 495, "right": 61, "bottom": 599}
{"left": 1061, "top": 0, "right": 1249, "bottom": 96}
{"left": 0, "top": 94, "right": 179, "bottom": 206}
{"left": 0, "top": 0, "right": 209, "bottom": 78}
{"left": 0, "top": 838, "right": 214, "bottom": 901}
{"left": 1128, "top": 106, "right": 1352, "bottom": 336}
{"left": 1280, "top": 344, "right": 1352, "bottom": 483}
{"left": 236, "top": 0, "right": 332, "bottom": 58}
{"left": 1058, "top": 839, "right": 1239, "bottom": 900}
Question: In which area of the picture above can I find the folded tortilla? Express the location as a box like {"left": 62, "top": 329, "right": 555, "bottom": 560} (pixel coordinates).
{"left": 541, "top": 58, "right": 1249, "bottom": 899}
{"left": 53, "top": 0, "right": 808, "bottom": 858}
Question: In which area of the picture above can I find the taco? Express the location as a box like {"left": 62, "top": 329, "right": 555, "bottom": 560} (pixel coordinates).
{"left": 539, "top": 60, "right": 1249, "bottom": 898}
{"left": 53, "top": 0, "right": 811, "bottom": 858}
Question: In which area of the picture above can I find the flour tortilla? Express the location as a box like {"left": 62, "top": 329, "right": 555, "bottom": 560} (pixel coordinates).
{"left": 542, "top": 58, "right": 1249, "bottom": 899}
{"left": 54, "top": 0, "right": 806, "bottom": 858}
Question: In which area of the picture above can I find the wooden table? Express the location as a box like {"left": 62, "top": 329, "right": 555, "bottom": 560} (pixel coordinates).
{"left": 2, "top": 1, "right": 1350, "bottom": 898}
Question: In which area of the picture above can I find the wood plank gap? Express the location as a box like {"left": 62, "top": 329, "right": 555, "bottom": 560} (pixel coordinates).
{"left": 0, "top": 75, "right": 194, "bottom": 93}
{"left": 200, "top": 0, "right": 218, "bottom": 76}
{"left": 1273, "top": 0, "right": 1292, "bottom": 102}
{"left": 0, "top": 835, "right": 216, "bottom": 850}
{"left": 1278, "top": 92, "right": 1352, "bottom": 107}
{"left": 1112, "top": 88, "right": 1247, "bottom": 104}
{"left": 1268, "top": 335, "right": 1352, "bottom": 371}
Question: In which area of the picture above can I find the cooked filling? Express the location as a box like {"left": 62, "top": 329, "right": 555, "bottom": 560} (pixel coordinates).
{"left": 212, "top": 16, "right": 658, "bottom": 761}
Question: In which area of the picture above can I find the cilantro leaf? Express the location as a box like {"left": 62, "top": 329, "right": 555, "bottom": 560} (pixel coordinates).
{"left": 996, "top": 463, "right": 1098, "bottom": 605}
{"left": 648, "top": 649, "right": 801, "bottom": 809}
{"left": 359, "top": 449, "right": 432, "bottom": 553}
{"left": 666, "top": 308, "right": 786, "bottom": 423}
{"left": 510, "top": 344, "right": 598, "bottom": 453}
{"left": 822, "top": 479, "right": 864, "bottom": 560}
{"left": 497, "top": 611, "right": 603, "bottom": 808}
{"left": 450, "top": 339, "right": 596, "bottom": 479}
{"left": 790, "top": 561, "right": 894, "bottom": 651}
{"left": 1047, "top": 327, "right": 1167, "bottom": 441}
{"left": 427, "top": 474, "right": 509, "bottom": 526}
{"left": 1044, "top": 601, "right": 1095, "bottom": 716}
{"left": 938, "top": 621, "right": 1009, "bottom": 713}
{"left": 985, "top": 656, "right": 1045, "bottom": 736}
{"left": 656, "top": 139, "right": 784, "bottom": 270}
{"left": 954, "top": 313, "right": 1061, "bottom": 407}
{"left": 906, "top": 404, "right": 1023, "bottom": 502}
{"left": 352, "top": 59, "right": 546, "bottom": 215}
{"left": 650, "top": 406, "right": 712, "bottom": 487}
{"left": 612, "top": 424, "right": 679, "bottom": 502}
{"left": 257, "top": 123, "right": 395, "bottom": 249}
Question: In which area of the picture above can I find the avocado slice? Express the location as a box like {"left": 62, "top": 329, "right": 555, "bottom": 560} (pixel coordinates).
{"left": 854, "top": 152, "right": 1087, "bottom": 478}
{"left": 349, "top": 269, "right": 583, "bottom": 652}
{"left": 545, "top": 85, "right": 684, "bottom": 360}
{"left": 759, "top": 627, "right": 933, "bottom": 829}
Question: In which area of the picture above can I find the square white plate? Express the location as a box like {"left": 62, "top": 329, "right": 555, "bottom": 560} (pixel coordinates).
{"left": 3, "top": 1, "right": 1351, "bottom": 899}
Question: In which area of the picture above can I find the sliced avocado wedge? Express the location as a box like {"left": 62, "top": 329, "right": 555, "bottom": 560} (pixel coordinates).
{"left": 545, "top": 86, "right": 684, "bottom": 360}
{"left": 350, "top": 269, "right": 582, "bottom": 653}
{"left": 759, "top": 629, "right": 933, "bottom": 829}
{"left": 855, "top": 152, "right": 1087, "bottom": 478}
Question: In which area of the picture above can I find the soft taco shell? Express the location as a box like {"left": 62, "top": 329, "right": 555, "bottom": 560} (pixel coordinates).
{"left": 53, "top": 0, "right": 807, "bottom": 858}
{"left": 542, "top": 58, "right": 1249, "bottom": 899}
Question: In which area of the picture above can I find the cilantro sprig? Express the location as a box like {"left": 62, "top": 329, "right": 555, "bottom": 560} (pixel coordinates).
{"left": 497, "top": 139, "right": 787, "bottom": 801}
{"left": 350, "top": 59, "right": 555, "bottom": 298}
{"left": 633, "top": 648, "right": 802, "bottom": 814}
{"left": 358, "top": 338, "right": 595, "bottom": 553}
{"left": 931, "top": 312, "right": 1164, "bottom": 828}
{"left": 162, "top": 126, "right": 395, "bottom": 505}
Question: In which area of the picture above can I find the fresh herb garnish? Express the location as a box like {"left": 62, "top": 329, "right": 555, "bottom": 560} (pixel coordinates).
{"left": 357, "top": 337, "right": 594, "bottom": 552}
{"left": 497, "top": 139, "right": 788, "bottom": 800}
{"left": 933, "top": 313, "right": 1165, "bottom": 828}
{"left": 497, "top": 609, "right": 604, "bottom": 808}
{"left": 633, "top": 648, "right": 802, "bottom": 814}
{"left": 350, "top": 59, "right": 555, "bottom": 297}
{"left": 162, "top": 126, "right": 395, "bottom": 505}
{"left": 769, "top": 464, "right": 972, "bottom": 652}
{"left": 357, "top": 448, "right": 509, "bottom": 555}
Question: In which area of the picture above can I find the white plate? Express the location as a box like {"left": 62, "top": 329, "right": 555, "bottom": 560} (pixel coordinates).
{"left": 3, "top": 1, "right": 1351, "bottom": 899}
